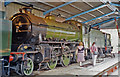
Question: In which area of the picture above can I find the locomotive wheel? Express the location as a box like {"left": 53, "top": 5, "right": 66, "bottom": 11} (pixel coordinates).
{"left": 47, "top": 50, "right": 58, "bottom": 70}
{"left": 61, "top": 46, "right": 71, "bottom": 66}
{"left": 47, "top": 58, "right": 58, "bottom": 70}
{"left": 21, "top": 58, "right": 34, "bottom": 75}
{"left": 61, "top": 53, "right": 71, "bottom": 66}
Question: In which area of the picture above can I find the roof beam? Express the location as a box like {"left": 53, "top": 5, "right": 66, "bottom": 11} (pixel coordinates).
{"left": 4, "top": 0, "right": 13, "bottom": 7}
{"left": 91, "top": 16, "right": 120, "bottom": 28}
{"left": 4, "top": 2, "right": 11, "bottom": 6}
{"left": 66, "top": 4, "right": 107, "bottom": 20}
{"left": 110, "top": 3, "right": 120, "bottom": 7}
{"left": 100, "top": 0, "right": 117, "bottom": 11}
{"left": 83, "top": 11, "right": 115, "bottom": 23}
{"left": 40, "top": 1, "right": 87, "bottom": 21}
{"left": 43, "top": 0, "right": 77, "bottom": 15}
{"left": 69, "top": 4, "right": 98, "bottom": 18}
{"left": 83, "top": 0, "right": 105, "bottom": 15}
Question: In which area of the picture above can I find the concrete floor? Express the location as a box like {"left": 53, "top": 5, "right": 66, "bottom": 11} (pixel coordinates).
{"left": 33, "top": 54, "right": 119, "bottom": 76}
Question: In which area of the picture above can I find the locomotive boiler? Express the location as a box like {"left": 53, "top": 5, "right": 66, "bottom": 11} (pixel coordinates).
{"left": 8, "top": 6, "right": 83, "bottom": 75}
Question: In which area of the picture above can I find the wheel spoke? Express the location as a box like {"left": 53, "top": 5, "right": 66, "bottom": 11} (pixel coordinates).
{"left": 62, "top": 53, "right": 71, "bottom": 66}
{"left": 47, "top": 59, "right": 57, "bottom": 70}
{"left": 21, "top": 58, "right": 34, "bottom": 75}
{"left": 47, "top": 52, "right": 57, "bottom": 70}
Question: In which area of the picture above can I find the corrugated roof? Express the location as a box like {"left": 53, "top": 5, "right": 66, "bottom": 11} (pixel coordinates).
{"left": 15, "top": 0, "right": 119, "bottom": 29}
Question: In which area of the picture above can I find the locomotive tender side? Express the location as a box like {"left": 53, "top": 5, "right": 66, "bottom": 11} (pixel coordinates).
{"left": 0, "top": 11, "right": 12, "bottom": 76}
{"left": 0, "top": 11, "right": 12, "bottom": 56}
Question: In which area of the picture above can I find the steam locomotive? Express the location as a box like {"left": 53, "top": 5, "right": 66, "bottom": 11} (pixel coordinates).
{"left": 1, "top": 6, "right": 84, "bottom": 76}
{"left": 0, "top": 6, "right": 111, "bottom": 76}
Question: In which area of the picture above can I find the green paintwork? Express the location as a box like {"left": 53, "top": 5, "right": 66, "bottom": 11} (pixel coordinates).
{"left": 47, "top": 59, "right": 57, "bottom": 70}
{"left": 23, "top": 58, "right": 34, "bottom": 75}
{"left": 106, "top": 34, "right": 111, "bottom": 46}
{"left": 44, "top": 19, "right": 78, "bottom": 31}
{"left": 0, "top": 11, "right": 5, "bottom": 19}
{"left": 44, "top": 18, "right": 83, "bottom": 41}
{"left": 79, "top": 25, "right": 83, "bottom": 41}
{"left": 62, "top": 54, "right": 70, "bottom": 66}
{"left": 46, "top": 29, "right": 80, "bottom": 41}
{"left": 0, "top": 11, "right": 12, "bottom": 56}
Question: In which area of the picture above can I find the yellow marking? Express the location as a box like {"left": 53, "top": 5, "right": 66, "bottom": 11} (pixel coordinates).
{"left": 24, "top": 46, "right": 28, "bottom": 49}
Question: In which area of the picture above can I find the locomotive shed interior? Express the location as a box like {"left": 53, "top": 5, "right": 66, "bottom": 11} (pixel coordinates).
{"left": 0, "top": 0, "right": 120, "bottom": 76}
